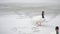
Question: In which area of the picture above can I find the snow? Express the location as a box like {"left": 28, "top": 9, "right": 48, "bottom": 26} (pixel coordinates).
{"left": 0, "top": 11, "right": 60, "bottom": 34}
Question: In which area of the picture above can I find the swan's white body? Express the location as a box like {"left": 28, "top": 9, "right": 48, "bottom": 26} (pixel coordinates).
{"left": 32, "top": 15, "right": 46, "bottom": 26}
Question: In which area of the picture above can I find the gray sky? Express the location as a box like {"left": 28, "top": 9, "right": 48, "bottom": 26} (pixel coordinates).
{"left": 0, "top": 0, "right": 60, "bottom": 4}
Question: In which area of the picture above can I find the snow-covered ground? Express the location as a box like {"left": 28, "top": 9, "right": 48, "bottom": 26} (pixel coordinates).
{"left": 0, "top": 10, "right": 60, "bottom": 34}
{"left": 0, "top": 1, "right": 60, "bottom": 33}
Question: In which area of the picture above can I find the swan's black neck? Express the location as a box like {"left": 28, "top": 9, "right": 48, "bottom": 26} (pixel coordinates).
{"left": 55, "top": 26, "right": 59, "bottom": 34}
{"left": 42, "top": 11, "right": 44, "bottom": 18}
